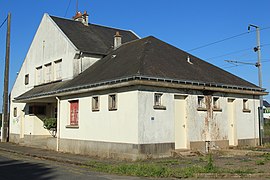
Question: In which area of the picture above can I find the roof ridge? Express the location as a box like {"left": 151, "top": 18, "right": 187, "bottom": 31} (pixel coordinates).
{"left": 49, "top": 14, "right": 133, "bottom": 32}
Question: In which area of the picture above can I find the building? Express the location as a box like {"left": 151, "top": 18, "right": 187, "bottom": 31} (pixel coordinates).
{"left": 263, "top": 100, "right": 270, "bottom": 121}
{"left": 9, "top": 12, "right": 268, "bottom": 160}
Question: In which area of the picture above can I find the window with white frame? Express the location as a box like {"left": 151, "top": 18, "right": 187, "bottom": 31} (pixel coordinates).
{"left": 108, "top": 94, "right": 117, "bottom": 111}
{"left": 92, "top": 96, "right": 99, "bottom": 111}
{"left": 36, "top": 66, "right": 43, "bottom": 85}
{"left": 54, "top": 59, "right": 62, "bottom": 80}
{"left": 45, "top": 63, "right": 52, "bottom": 83}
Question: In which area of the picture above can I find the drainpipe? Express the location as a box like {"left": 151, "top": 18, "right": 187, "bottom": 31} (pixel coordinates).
{"left": 56, "top": 97, "right": 60, "bottom": 151}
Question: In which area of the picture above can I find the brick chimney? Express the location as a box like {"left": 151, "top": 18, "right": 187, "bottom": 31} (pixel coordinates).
{"left": 73, "top": 11, "right": 89, "bottom": 26}
{"left": 114, "top": 31, "right": 122, "bottom": 49}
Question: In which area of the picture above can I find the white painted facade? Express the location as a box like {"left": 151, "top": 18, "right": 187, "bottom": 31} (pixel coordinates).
{"left": 9, "top": 13, "right": 263, "bottom": 158}
{"left": 59, "top": 91, "right": 139, "bottom": 144}
{"left": 10, "top": 14, "right": 102, "bottom": 140}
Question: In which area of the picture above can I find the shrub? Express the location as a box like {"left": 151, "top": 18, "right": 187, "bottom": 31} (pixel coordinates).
{"left": 43, "top": 118, "right": 57, "bottom": 130}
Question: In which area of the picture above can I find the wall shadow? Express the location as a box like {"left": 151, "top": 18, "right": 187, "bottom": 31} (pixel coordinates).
{"left": 0, "top": 158, "right": 57, "bottom": 180}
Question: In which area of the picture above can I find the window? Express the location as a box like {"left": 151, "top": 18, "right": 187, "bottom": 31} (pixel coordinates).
{"left": 108, "top": 94, "right": 117, "bottom": 111}
{"left": 54, "top": 59, "right": 62, "bottom": 80}
{"left": 92, "top": 96, "right": 99, "bottom": 111}
{"left": 45, "top": 63, "right": 52, "bottom": 83}
{"left": 36, "top": 66, "right": 43, "bottom": 85}
{"left": 154, "top": 93, "right": 162, "bottom": 106}
{"left": 25, "top": 74, "right": 29, "bottom": 85}
{"left": 153, "top": 93, "right": 166, "bottom": 110}
{"left": 213, "top": 97, "right": 222, "bottom": 111}
{"left": 29, "top": 105, "right": 46, "bottom": 115}
{"left": 198, "top": 96, "right": 204, "bottom": 108}
{"left": 197, "top": 96, "right": 207, "bottom": 111}
{"left": 243, "top": 99, "right": 251, "bottom": 112}
{"left": 13, "top": 107, "right": 17, "bottom": 117}
{"left": 70, "top": 100, "right": 79, "bottom": 125}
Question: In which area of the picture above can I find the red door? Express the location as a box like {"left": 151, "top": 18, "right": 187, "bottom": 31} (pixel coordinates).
{"left": 70, "top": 100, "right": 79, "bottom": 125}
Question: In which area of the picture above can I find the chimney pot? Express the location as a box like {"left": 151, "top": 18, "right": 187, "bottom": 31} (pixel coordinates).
{"left": 114, "top": 31, "right": 122, "bottom": 49}
{"left": 73, "top": 10, "right": 89, "bottom": 26}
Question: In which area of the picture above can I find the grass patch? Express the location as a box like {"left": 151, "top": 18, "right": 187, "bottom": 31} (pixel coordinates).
{"left": 84, "top": 155, "right": 259, "bottom": 178}
{"left": 256, "top": 159, "right": 265, "bottom": 165}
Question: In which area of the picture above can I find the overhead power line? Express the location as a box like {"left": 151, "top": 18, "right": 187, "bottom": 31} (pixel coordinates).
{"left": 64, "top": 0, "right": 72, "bottom": 17}
{"left": 187, "top": 26, "right": 270, "bottom": 52}
{"left": 205, "top": 43, "right": 270, "bottom": 61}
{"left": 0, "top": 16, "right": 7, "bottom": 30}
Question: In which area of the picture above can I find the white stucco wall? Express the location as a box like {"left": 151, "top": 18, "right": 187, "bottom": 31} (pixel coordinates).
{"left": 137, "top": 90, "right": 260, "bottom": 146}
{"left": 138, "top": 91, "right": 174, "bottom": 144}
{"left": 10, "top": 13, "right": 86, "bottom": 136}
{"left": 59, "top": 91, "right": 139, "bottom": 144}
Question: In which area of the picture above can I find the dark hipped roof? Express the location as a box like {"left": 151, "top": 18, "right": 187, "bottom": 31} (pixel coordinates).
{"left": 16, "top": 36, "right": 263, "bottom": 101}
{"left": 60, "top": 36, "right": 259, "bottom": 89}
{"left": 264, "top": 100, "right": 270, "bottom": 107}
{"left": 50, "top": 16, "right": 138, "bottom": 55}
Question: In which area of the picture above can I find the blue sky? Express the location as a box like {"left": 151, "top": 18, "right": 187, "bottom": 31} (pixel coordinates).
{"left": 0, "top": 0, "right": 270, "bottom": 111}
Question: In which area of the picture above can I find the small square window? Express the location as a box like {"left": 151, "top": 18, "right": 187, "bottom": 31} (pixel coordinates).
{"left": 108, "top": 94, "right": 117, "bottom": 111}
{"left": 198, "top": 96, "right": 204, "bottom": 108}
{"left": 13, "top": 107, "right": 17, "bottom": 117}
{"left": 92, "top": 96, "right": 99, "bottom": 111}
{"left": 25, "top": 74, "right": 29, "bottom": 85}
{"left": 213, "top": 97, "right": 219, "bottom": 109}
{"left": 243, "top": 99, "right": 251, "bottom": 112}
{"left": 153, "top": 93, "right": 166, "bottom": 110}
{"left": 154, "top": 93, "right": 162, "bottom": 106}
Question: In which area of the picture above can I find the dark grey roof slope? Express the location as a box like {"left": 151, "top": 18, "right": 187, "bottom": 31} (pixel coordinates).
{"left": 16, "top": 36, "right": 263, "bottom": 101}
{"left": 61, "top": 36, "right": 259, "bottom": 89}
{"left": 264, "top": 100, "right": 270, "bottom": 107}
{"left": 50, "top": 16, "right": 138, "bottom": 55}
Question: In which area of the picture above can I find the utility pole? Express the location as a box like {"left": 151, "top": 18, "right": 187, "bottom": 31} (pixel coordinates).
{"left": 1, "top": 13, "right": 11, "bottom": 142}
{"left": 248, "top": 24, "right": 264, "bottom": 146}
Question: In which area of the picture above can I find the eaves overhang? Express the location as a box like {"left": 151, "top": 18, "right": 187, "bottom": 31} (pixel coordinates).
{"left": 14, "top": 75, "right": 268, "bottom": 103}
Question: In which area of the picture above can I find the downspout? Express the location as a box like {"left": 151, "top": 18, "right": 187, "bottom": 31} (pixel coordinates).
{"left": 56, "top": 97, "right": 60, "bottom": 151}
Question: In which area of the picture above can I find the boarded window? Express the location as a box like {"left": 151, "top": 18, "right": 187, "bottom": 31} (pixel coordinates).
{"left": 36, "top": 66, "right": 43, "bottom": 85}
{"left": 70, "top": 100, "right": 79, "bottom": 125}
{"left": 25, "top": 74, "right": 29, "bottom": 85}
{"left": 45, "top": 63, "right": 52, "bottom": 83}
{"left": 108, "top": 94, "right": 117, "bottom": 111}
{"left": 92, "top": 96, "right": 99, "bottom": 111}
{"left": 54, "top": 59, "right": 62, "bottom": 80}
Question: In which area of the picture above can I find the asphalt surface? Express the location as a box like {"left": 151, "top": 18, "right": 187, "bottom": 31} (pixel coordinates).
{"left": 0, "top": 143, "right": 148, "bottom": 180}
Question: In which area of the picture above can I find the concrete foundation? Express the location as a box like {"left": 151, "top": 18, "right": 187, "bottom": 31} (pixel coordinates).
{"left": 9, "top": 133, "right": 260, "bottom": 159}
{"left": 190, "top": 140, "right": 229, "bottom": 153}
{"left": 238, "top": 138, "right": 259, "bottom": 147}
{"left": 59, "top": 138, "right": 174, "bottom": 160}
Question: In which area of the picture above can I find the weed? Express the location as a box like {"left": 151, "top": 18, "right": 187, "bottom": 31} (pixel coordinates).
{"left": 256, "top": 159, "right": 265, "bottom": 165}
{"left": 205, "top": 153, "right": 215, "bottom": 171}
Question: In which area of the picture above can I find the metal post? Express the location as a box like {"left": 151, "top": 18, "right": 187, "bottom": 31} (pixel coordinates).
{"left": 1, "top": 13, "right": 11, "bottom": 142}
{"left": 249, "top": 24, "right": 264, "bottom": 145}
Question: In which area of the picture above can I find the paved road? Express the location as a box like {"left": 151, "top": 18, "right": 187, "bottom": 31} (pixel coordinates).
{"left": 0, "top": 149, "right": 146, "bottom": 180}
